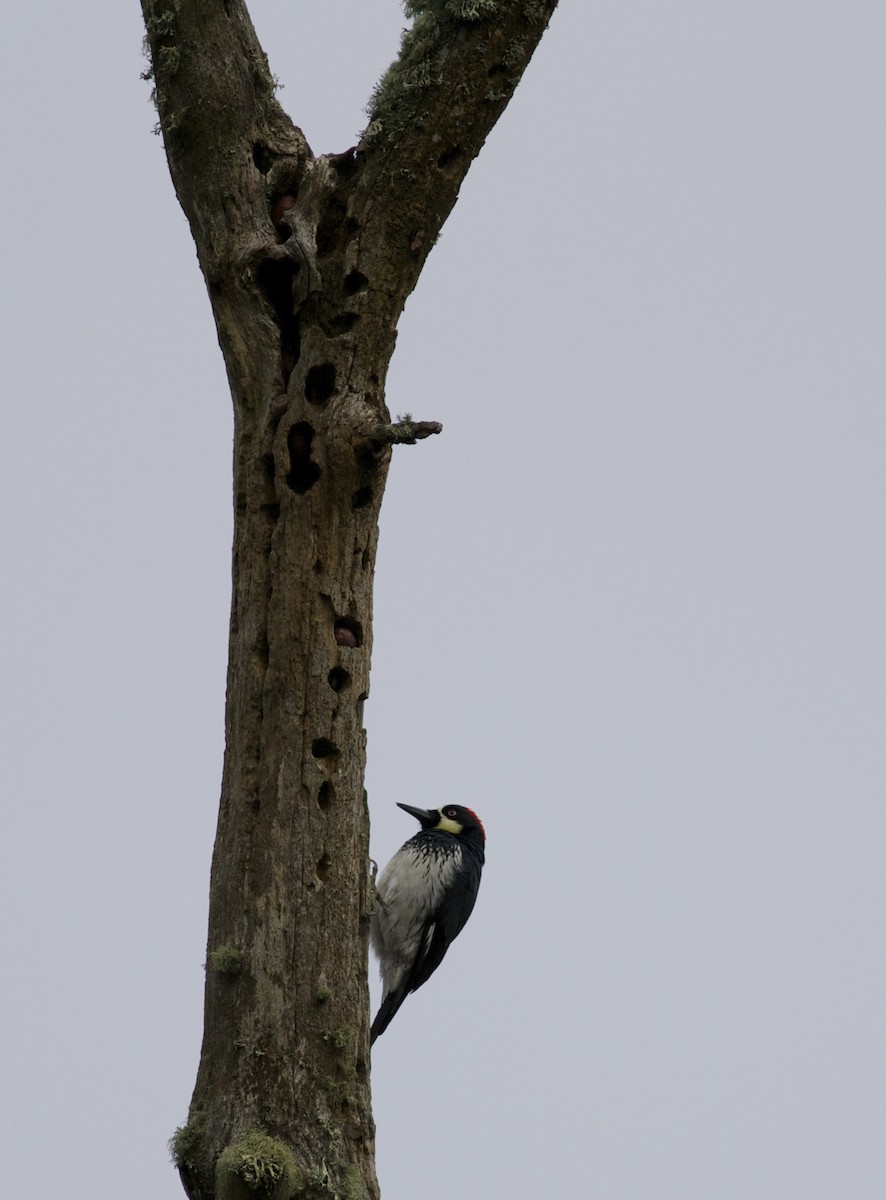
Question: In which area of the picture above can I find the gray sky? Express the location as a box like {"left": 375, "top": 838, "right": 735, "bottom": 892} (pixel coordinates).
{"left": 3, "top": 2, "right": 886, "bottom": 1197}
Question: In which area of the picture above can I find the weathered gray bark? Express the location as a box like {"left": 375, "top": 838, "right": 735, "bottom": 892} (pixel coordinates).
{"left": 141, "top": 3, "right": 558, "bottom": 1197}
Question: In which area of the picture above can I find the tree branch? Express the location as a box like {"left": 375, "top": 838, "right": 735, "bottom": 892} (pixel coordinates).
{"left": 352, "top": 1, "right": 560, "bottom": 290}
{"left": 370, "top": 417, "right": 443, "bottom": 445}
{"left": 142, "top": 0, "right": 310, "bottom": 255}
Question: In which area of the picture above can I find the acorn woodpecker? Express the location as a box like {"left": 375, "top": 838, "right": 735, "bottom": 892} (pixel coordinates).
{"left": 370, "top": 803, "right": 486, "bottom": 1044}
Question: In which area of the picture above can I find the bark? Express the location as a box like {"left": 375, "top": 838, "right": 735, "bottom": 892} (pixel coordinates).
{"left": 141, "top": 3, "right": 558, "bottom": 1198}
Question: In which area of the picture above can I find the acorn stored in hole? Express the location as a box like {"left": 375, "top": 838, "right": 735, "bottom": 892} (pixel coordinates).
{"left": 271, "top": 194, "right": 296, "bottom": 230}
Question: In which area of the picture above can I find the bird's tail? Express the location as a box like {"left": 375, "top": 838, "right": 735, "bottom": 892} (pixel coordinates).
{"left": 370, "top": 987, "right": 409, "bottom": 1045}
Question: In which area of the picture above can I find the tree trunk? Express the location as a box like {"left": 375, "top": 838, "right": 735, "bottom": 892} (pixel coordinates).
{"left": 140, "top": 3, "right": 558, "bottom": 1197}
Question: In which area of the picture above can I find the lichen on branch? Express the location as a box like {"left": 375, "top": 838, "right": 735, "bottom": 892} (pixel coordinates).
{"left": 363, "top": 0, "right": 553, "bottom": 147}
{"left": 370, "top": 417, "right": 443, "bottom": 445}
{"left": 364, "top": 0, "right": 505, "bottom": 141}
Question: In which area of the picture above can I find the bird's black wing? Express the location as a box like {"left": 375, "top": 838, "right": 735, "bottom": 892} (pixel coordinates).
{"left": 408, "top": 853, "right": 482, "bottom": 994}
{"left": 369, "top": 911, "right": 453, "bottom": 1044}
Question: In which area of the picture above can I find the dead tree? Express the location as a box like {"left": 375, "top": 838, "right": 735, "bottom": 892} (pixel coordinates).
{"left": 141, "top": 3, "right": 558, "bottom": 1197}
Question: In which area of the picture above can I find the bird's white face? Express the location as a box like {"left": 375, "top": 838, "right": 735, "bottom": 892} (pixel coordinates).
{"left": 433, "top": 808, "right": 465, "bottom": 836}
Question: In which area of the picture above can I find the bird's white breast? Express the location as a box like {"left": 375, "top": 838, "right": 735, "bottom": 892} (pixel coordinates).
{"left": 370, "top": 841, "right": 462, "bottom": 995}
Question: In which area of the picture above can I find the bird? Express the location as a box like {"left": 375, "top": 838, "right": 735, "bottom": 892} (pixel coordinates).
{"left": 370, "top": 802, "right": 486, "bottom": 1044}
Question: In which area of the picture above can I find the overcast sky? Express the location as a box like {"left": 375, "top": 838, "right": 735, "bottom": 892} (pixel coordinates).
{"left": 3, "top": 2, "right": 886, "bottom": 1197}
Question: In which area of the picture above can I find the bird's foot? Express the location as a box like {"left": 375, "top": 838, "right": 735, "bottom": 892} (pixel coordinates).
{"left": 368, "top": 858, "right": 382, "bottom": 912}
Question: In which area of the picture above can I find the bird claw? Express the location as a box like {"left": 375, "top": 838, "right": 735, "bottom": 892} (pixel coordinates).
{"left": 368, "top": 858, "right": 382, "bottom": 912}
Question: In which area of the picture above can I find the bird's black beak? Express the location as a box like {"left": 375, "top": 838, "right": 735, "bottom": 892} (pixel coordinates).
{"left": 396, "top": 803, "right": 438, "bottom": 828}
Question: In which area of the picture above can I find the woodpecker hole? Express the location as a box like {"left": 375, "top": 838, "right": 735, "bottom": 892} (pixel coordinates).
{"left": 316, "top": 196, "right": 347, "bottom": 256}
{"left": 356, "top": 693, "right": 367, "bottom": 723}
{"left": 328, "top": 667, "right": 351, "bottom": 693}
{"left": 270, "top": 194, "right": 296, "bottom": 237}
{"left": 318, "top": 781, "right": 335, "bottom": 810}
{"left": 487, "top": 63, "right": 507, "bottom": 80}
{"left": 255, "top": 258, "right": 301, "bottom": 375}
{"left": 286, "top": 422, "right": 321, "bottom": 494}
{"left": 316, "top": 854, "right": 331, "bottom": 882}
{"left": 314, "top": 558, "right": 324, "bottom": 575}
{"left": 316, "top": 202, "right": 360, "bottom": 257}
{"left": 352, "top": 487, "right": 372, "bottom": 509}
{"left": 311, "top": 737, "right": 339, "bottom": 760}
{"left": 305, "top": 362, "right": 336, "bottom": 407}
{"left": 334, "top": 617, "right": 362, "bottom": 647}
{"left": 354, "top": 441, "right": 380, "bottom": 473}
{"left": 330, "top": 146, "right": 360, "bottom": 176}
{"left": 344, "top": 269, "right": 369, "bottom": 296}
{"left": 437, "top": 144, "right": 463, "bottom": 169}
{"left": 252, "top": 142, "right": 274, "bottom": 174}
